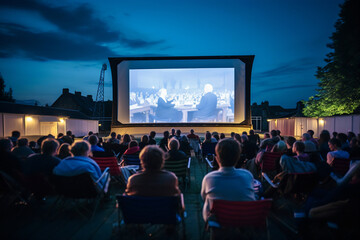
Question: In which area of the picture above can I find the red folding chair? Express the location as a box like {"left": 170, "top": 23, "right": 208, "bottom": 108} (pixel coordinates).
{"left": 208, "top": 199, "right": 272, "bottom": 240}
{"left": 260, "top": 152, "right": 282, "bottom": 180}
{"left": 92, "top": 157, "right": 125, "bottom": 185}
{"left": 331, "top": 158, "right": 350, "bottom": 176}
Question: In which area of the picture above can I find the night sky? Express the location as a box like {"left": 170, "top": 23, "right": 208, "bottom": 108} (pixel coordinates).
{"left": 0, "top": 0, "right": 344, "bottom": 108}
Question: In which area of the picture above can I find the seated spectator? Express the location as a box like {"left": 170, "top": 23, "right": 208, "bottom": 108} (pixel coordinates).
{"left": 11, "top": 138, "right": 34, "bottom": 160}
{"left": 117, "top": 134, "right": 122, "bottom": 142}
{"left": 139, "top": 135, "right": 149, "bottom": 151}
{"left": 0, "top": 138, "right": 23, "bottom": 181}
{"left": 29, "top": 141, "right": 37, "bottom": 153}
{"left": 107, "top": 132, "right": 120, "bottom": 144}
{"left": 260, "top": 130, "right": 279, "bottom": 151}
{"left": 123, "top": 140, "right": 140, "bottom": 156}
{"left": 201, "top": 138, "right": 255, "bottom": 221}
{"left": 23, "top": 138, "right": 61, "bottom": 176}
{"left": 53, "top": 141, "right": 106, "bottom": 187}
{"left": 203, "top": 131, "right": 213, "bottom": 144}
{"left": 149, "top": 131, "right": 156, "bottom": 145}
{"left": 175, "top": 129, "right": 182, "bottom": 141}
{"left": 347, "top": 131, "right": 356, "bottom": 142}
{"left": 187, "top": 129, "right": 200, "bottom": 141}
{"left": 332, "top": 131, "right": 338, "bottom": 140}
{"left": 166, "top": 138, "right": 187, "bottom": 162}
{"left": 271, "top": 140, "right": 287, "bottom": 153}
{"left": 279, "top": 141, "right": 316, "bottom": 173}
{"left": 89, "top": 135, "right": 105, "bottom": 153}
{"left": 220, "top": 133, "right": 226, "bottom": 139}
{"left": 327, "top": 138, "right": 350, "bottom": 165}
{"left": 169, "top": 128, "right": 176, "bottom": 139}
{"left": 66, "top": 130, "right": 75, "bottom": 142}
{"left": 126, "top": 145, "right": 180, "bottom": 196}
{"left": 239, "top": 134, "right": 258, "bottom": 165}
{"left": 319, "top": 130, "right": 331, "bottom": 161}
{"left": 187, "top": 129, "right": 200, "bottom": 155}
{"left": 212, "top": 132, "right": 220, "bottom": 142}
{"left": 302, "top": 133, "right": 317, "bottom": 153}
{"left": 9, "top": 130, "right": 20, "bottom": 147}
{"left": 248, "top": 130, "right": 260, "bottom": 146}
{"left": 337, "top": 133, "right": 350, "bottom": 152}
{"left": 57, "top": 143, "right": 72, "bottom": 159}
{"left": 158, "top": 131, "right": 170, "bottom": 152}
{"left": 307, "top": 130, "right": 319, "bottom": 149}
{"left": 230, "top": 132, "right": 235, "bottom": 139}
{"left": 349, "top": 138, "right": 360, "bottom": 159}
{"left": 276, "top": 130, "right": 284, "bottom": 140}
{"left": 285, "top": 136, "right": 297, "bottom": 156}
{"left": 179, "top": 135, "right": 191, "bottom": 156}
{"left": 82, "top": 131, "right": 93, "bottom": 141}
{"left": 57, "top": 133, "right": 64, "bottom": 144}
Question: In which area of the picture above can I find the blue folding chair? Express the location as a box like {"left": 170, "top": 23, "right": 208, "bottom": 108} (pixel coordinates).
{"left": 116, "top": 195, "right": 186, "bottom": 238}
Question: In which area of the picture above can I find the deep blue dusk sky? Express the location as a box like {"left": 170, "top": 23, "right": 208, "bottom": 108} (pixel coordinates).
{"left": 0, "top": 0, "right": 344, "bottom": 108}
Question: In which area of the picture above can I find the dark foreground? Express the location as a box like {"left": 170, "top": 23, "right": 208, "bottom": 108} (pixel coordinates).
{"left": 0, "top": 157, "right": 353, "bottom": 240}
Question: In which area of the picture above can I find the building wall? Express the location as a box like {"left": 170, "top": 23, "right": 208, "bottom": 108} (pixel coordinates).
{"left": 0, "top": 112, "right": 98, "bottom": 138}
{"left": 269, "top": 115, "right": 360, "bottom": 138}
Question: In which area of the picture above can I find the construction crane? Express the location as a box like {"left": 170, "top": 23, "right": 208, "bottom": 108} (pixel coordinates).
{"left": 93, "top": 63, "right": 107, "bottom": 129}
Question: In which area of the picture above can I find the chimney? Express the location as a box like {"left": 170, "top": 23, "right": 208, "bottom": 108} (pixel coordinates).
{"left": 63, "top": 88, "right": 69, "bottom": 94}
{"left": 75, "top": 91, "right": 81, "bottom": 97}
{"left": 87, "top": 95, "right": 93, "bottom": 101}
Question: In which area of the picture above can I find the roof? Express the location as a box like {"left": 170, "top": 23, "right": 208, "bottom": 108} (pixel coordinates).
{"left": 51, "top": 91, "right": 94, "bottom": 117}
{"left": 0, "top": 101, "right": 92, "bottom": 120}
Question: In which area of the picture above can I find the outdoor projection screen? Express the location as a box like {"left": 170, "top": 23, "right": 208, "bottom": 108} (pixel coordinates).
{"left": 110, "top": 56, "right": 253, "bottom": 125}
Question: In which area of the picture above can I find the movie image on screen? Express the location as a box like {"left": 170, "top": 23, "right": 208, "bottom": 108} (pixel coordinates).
{"left": 129, "top": 68, "right": 234, "bottom": 123}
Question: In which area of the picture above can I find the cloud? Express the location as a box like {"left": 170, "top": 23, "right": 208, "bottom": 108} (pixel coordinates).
{"left": 0, "top": 0, "right": 166, "bottom": 61}
{"left": 0, "top": 23, "right": 116, "bottom": 61}
{"left": 254, "top": 84, "right": 317, "bottom": 94}
{"left": 255, "top": 58, "right": 316, "bottom": 79}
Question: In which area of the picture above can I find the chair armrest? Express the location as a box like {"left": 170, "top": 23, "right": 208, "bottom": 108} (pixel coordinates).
{"left": 187, "top": 157, "right": 191, "bottom": 169}
{"left": 261, "top": 172, "right": 278, "bottom": 188}
{"left": 180, "top": 193, "right": 185, "bottom": 212}
{"left": 96, "top": 167, "right": 110, "bottom": 192}
{"left": 205, "top": 157, "right": 213, "bottom": 169}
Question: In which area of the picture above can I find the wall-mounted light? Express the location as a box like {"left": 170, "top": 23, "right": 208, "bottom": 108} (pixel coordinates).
{"left": 59, "top": 118, "right": 64, "bottom": 123}
{"left": 319, "top": 119, "right": 324, "bottom": 125}
{"left": 98, "top": 123, "right": 102, "bottom": 127}
{"left": 25, "top": 116, "right": 33, "bottom": 122}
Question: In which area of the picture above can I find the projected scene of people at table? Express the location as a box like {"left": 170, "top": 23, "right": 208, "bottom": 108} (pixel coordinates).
{"left": 129, "top": 68, "right": 235, "bottom": 123}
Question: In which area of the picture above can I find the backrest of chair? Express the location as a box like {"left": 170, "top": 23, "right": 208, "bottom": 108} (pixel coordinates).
{"left": 211, "top": 199, "right": 272, "bottom": 228}
{"left": 189, "top": 138, "right": 200, "bottom": 152}
{"left": 202, "top": 142, "right": 217, "bottom": 156}
{"left": 25, "top": 174, "right": 55, "bottom": 196}
{"left": 163, "top": 158, "right": 188, "bottom": 177}
{"left": 92, "top": 157, "right": 121, "bottom": 176}
{"left": 116, "top": 195, "right": 179, "bottom": 224}
{"left": 123, "top": 154, "right": 141, "bottom": 166}
{"left": 332, "top": 158, "right": 350, "bottom": 176}
{"left": 261, "top": 152, "right": 282, "bottom": 172}
{"left": 51, "top": 173, "right": 99, "bottom": 198}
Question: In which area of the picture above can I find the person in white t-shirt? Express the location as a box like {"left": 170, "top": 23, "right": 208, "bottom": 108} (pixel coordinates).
{"left": 327, "top": 138, "right": 350, "bottom": 165}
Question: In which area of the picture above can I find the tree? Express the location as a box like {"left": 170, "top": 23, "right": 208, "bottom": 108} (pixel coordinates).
{"left": 303, "top": 0, "right": 360, "bottom": 117}
{"left": 0, "top": 73, "right": 14, "bottom": 102}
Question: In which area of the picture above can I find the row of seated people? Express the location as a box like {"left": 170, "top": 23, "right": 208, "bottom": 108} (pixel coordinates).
{"left": 2, "top": 128, "right": 360, "bottom": 235}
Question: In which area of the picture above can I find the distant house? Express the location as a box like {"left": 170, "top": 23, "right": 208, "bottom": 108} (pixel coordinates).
{"left": 52, "top": 88, "right": 112, "bottom": 131}
{"left": 250, "top": 101, "right": 303, "bottom": 132}
{"left": 0, "top": 101, "right": 98, "bottom": 137}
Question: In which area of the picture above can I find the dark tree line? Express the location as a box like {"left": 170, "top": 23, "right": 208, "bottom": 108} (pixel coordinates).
{"left": 0, "top": 73, "right": 14, "bottom": 102}
{"left": 303, "top": 0, "right": 360, "bottom": 117}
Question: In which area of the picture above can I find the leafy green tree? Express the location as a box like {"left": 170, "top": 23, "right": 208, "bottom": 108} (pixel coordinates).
{"left": 303, "top": 0, "right": 360, "bottom": 117}
{"left": 0, "top": 73, "right": 14, "bottom": 102}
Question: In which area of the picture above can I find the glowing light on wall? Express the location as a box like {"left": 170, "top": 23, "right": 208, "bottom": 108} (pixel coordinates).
{"left": 319, "top": 119, "right": 324, "bottom": 125}
{"left": 25, "top": 116, "right": 33, "bottom": 122}
{"left": 59, "top": 118, "right": 64, "bottom": 123}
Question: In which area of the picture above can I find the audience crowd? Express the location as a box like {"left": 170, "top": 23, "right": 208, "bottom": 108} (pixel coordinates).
{"left": 1, "top": 127, "right": 360, "bottom": 235}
